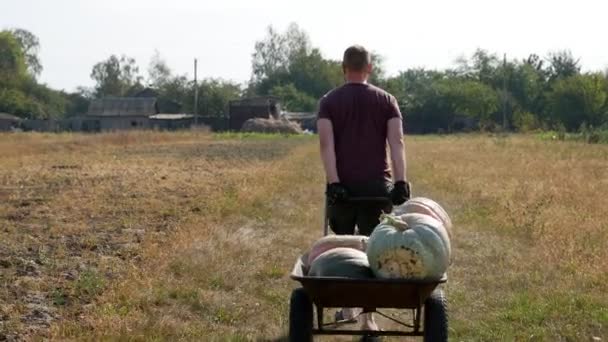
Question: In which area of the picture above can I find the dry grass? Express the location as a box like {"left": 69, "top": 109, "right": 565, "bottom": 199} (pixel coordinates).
{"left": 0, "top": 132, "right": 606, "bottom": 341}
{"left": 408, "top": 135, "right": 608, "bottom": 341}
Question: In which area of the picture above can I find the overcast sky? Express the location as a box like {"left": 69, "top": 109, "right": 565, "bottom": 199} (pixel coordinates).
{"left": 3, "top": 0, "right": 608, "bottom": 92}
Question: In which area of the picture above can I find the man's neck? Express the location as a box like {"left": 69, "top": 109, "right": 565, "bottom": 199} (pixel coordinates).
{"left": 346, "top": 79, "right": 368, "bottom": 84}
{"left": 344, "top": 72, "right": 369, "bottom": 84}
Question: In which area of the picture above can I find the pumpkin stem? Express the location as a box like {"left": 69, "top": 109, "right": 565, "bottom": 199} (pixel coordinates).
{"left": 380, "top": 213, "right": 410, "bottom": 231}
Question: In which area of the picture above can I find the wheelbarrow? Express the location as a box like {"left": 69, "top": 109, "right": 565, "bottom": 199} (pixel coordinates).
{"left": 288, "top": 197, "right": 448, "bottom": 341}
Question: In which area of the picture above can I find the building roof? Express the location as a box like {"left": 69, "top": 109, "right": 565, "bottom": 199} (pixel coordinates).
{"left": 133, "top": 87, "right": 159, "bottom": 98}
{"left": 0, "top": 113, "right": 21, "bottom": 121}
{"left": 149, "top": 114, "right": 193, "bottom": 120}
{"left": 229, "top": 96, "right": 280, "bottom": 107}
{"left": 87, "top": 97, "right": 159, "bottom": 117}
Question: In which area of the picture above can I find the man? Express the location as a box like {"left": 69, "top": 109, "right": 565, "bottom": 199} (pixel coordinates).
{"left": 318, "top": 45, "right": 410, "bottom": 237}
{"left": 317, "top": 45, "right": 410, "bottom": 336}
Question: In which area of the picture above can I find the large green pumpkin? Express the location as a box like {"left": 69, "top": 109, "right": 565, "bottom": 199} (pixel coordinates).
{"left": 366, "top": 213, "right": 451, "bottom": 280}
{"left": 308, "top": 247, "right": 374, "bottom": 279}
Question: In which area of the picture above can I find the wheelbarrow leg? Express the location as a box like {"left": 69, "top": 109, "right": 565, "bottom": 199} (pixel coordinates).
{"left": 414, "top": 306, "right": 422, "bottom": 333}
{"left": 316, "top": 305, "right": 324, "bottom": 331}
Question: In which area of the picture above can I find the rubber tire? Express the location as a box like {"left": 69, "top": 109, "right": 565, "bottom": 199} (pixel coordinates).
{"left": 289, "top": 288, "right": 313, "bottom": 342}
{"left": 423, "top": 289, "right": 448, "bottom": 342}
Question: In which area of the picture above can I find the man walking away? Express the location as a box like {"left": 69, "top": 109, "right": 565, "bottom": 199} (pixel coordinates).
{"left": 317, "top": 45, "right": 411, "bottom": 337}
{"left": 318, "top": 45, "right": 410, "bottom": 236}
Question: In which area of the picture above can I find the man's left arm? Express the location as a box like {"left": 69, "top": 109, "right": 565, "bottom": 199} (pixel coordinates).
{"left": 386, "top": 96, "right": 410, "bottom": 205}
{"left": 387, "top": 117, "right": 406, "bottom": 182}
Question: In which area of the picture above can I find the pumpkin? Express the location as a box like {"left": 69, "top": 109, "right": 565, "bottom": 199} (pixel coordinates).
{"left": 366, "top": 213, "right": 451, "bottom": 280}
{"left": 306, "top": 235, "right": 368, "bottom": 267}
{"left": 308, "top": 247, "right": 374, "bottom": 279}
{"left": 393, "top": 197, "right": 453, "bottom": 237}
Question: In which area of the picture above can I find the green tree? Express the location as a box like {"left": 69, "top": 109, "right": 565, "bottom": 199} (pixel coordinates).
{"left": 455, "top": 49, "right": 500, "bottom": 85}
{"left": 384, "top": 69, "right": 459, "bottom": 132}
{"left": 197, "top": 79, "right": 242, "bottom": 116}
{"left": 504, "top": 60, "right": 546, "bottom": 123}
{"left": 249, "top": 23, "right": 344, "bottom": 110}
{"left": 440, "top": 79, "right": 499, "bottom": 129}
{"left": 147, "top": 50, "right": 171, "bottom": 88}
{"left": 270, "top": 83, "right": 316, "bottom": 112}
{"left": 0, "top": 31, "right": 27, "bottom": 88}
{"left": 251, "top": 23, "right": 311, "bottom": 84}
{"left": 547, "top": 73, "right": 607, "bottom": 130}
{"left": 368, "top": 52, "right": 387, "bottom": 86}
{"left": 63, "top": 87, "right": 92, "bottom": 117}
{"left": 90, "top": 55, "right": 143, "bottom": 97}
{"left": 22, "top": 79, "right": 67, "bottom": 118}
{"left": 283, "top": 48, "right": 342, "bottom": 97}
{"left": 546, "top": 50, "right": 580, "bottom": 82}
{"left": 9, "top": 28, "right": 42, "bottom": 77}
{"left": 156, "top": 75, "right": 190, "bottom": 111}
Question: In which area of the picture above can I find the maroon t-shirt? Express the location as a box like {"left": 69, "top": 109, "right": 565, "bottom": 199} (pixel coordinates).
{"left": 317, "top": 82, "right": 402, "bottom": 183}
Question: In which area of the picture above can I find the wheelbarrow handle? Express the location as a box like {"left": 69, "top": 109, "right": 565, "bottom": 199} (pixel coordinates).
{"left": 322, "top": 196, "right": 392, "bottom": 236}
{"left": 345, "top": 196, "right": 392, "bottom": 204}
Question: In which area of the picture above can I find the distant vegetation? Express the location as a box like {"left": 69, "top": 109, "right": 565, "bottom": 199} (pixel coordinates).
{"left": 1, "top": 24, "right": 607, "bottom": 133}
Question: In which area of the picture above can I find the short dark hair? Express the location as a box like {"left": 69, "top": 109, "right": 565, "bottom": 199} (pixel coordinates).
{"left": 342, "top": 45, "right": 371, "bottom": 72}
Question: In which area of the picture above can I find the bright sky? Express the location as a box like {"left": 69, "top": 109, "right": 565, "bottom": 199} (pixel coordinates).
{"left": 3, "top": 0, "right": 608, "bottom": 92}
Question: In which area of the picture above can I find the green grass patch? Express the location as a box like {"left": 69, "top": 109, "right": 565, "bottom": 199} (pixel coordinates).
{"left": 212, "top": 131, "right": 313, "bottom": 140}
{"left": 74, "top": 269, "right": 105, "bottom": 299}
{"left": 537, "top": 129, "right": 608, "bottom": 144}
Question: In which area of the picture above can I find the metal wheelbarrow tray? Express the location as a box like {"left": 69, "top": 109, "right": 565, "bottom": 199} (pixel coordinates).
{"left": 289, "top": 254, "right": 448, "bottom": 340}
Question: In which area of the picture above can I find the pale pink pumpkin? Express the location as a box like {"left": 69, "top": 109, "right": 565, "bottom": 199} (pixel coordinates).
{"left": 393, "top": 197, "right": 453, "bottom": 238}
{"left": 305, "top": 235, "right": 368, "bottom": 268}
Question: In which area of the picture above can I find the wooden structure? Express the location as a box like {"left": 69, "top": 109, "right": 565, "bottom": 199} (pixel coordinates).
{"left": 228, "top": 96, "right": 280, "bottom": 131}
{"left": 83, "top": 97, "right": 159, "bottom": 131}
{"left": 0, "top": 113, "right": 21, "bottom": 131}
{"left": 149, "top": 114, "right": 194, "bottom": 130}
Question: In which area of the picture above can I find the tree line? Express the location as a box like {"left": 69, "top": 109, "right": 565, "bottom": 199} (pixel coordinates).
{"left": 1, "top": 24, "right": 607, "bottom": 133}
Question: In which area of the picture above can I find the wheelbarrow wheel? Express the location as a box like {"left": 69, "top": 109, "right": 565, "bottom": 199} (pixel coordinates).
{"left": 423, "top": 289, "right": 448, "bottom": 342}
{"left": 289, "top": 288, "right": 313, "bottom": 342}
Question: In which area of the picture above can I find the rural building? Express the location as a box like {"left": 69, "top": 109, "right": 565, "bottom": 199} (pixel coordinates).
{"left": 0, "top": 113, "right": 22, "bottom": 131}
{"left": 197, "top": 115, "right": 229, "bottom": 131}
{"left": 133, "top": 88, "right": 158, "bottom": 98}
{"left": 150, "top": 114, "right": 194, "bottom": 130}
{"left": 82, "top": 97, "right": 159, "bottom": 131}
{"left": 228, "top": 96, "right": 281, "bottom": 130}
{"left": 21, "top": 119, "right": 62, "bottom": 132}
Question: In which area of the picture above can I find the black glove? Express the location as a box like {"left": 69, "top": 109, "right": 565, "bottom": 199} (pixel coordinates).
{"left": 391, "top": 181, "right": 411, "bottom": 205}
{"left": 326, "top": 183, "right": 349, "bottom": 205}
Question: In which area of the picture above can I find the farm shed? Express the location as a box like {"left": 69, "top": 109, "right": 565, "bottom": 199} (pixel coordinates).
{"left": 150, "top": 114, "right": 194, "bottom": 130}
{"left": 84, "top": 97, "right": 159, "bottom": 131}
{"left": 197, "top": 115, "right": 229, "bottom": 131}
{"left": 0, "top": 113, "right": 22, "bottom": 131}
{"left": 21, "top": 119, "right": 62, "bottom": 132}
{"left": 228, "top": 96, "right": 281, "bottom": 130}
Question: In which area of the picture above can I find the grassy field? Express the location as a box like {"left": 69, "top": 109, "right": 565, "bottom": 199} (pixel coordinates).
{"left": 0, "top": 131, "right": 606, "bottom": 341}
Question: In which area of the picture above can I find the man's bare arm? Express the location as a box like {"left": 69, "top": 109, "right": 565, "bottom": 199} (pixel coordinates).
{"left": 387, "top": 117, "right": 406, "bottom": 182}
{"left": 317, "top": 118, "right": 339, "bottom": 183}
